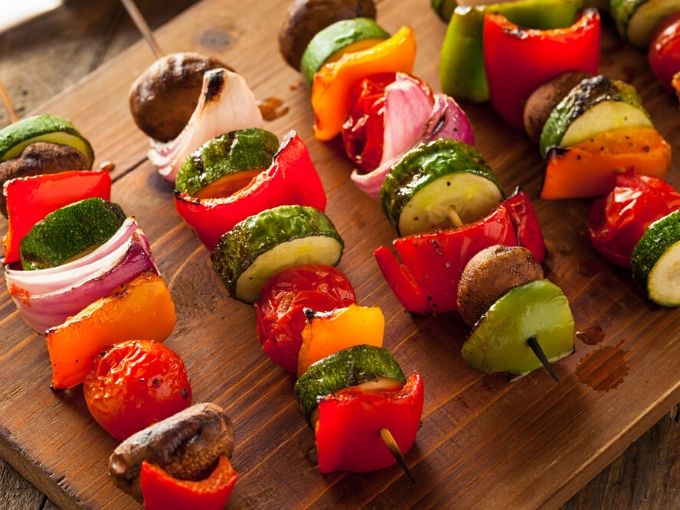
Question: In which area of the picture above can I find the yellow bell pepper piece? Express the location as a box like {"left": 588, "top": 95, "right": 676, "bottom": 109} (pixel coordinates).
{"left": 297, "top": 304, "right": 385, "bottom": 376}
{"left": 311, "top": 26, "right": 417, "bottom": 141}
{"left": 46, "top": 271, "right": 176, "bottom": 389}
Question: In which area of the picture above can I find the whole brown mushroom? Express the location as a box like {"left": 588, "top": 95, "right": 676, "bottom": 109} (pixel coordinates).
{"left": 129, "top": 52, "right": 232, "bottom": 142}
{"left": 109, "top": 403, "right": 234, "bottom": 501}
{"left": 457, "top": 245, "right": 544, "bottom": 327}
{"left": 278, "top": 0, "right": 377, "bottom": 70}
{"left": 523, "top": 71, "right": 591, "bottom": 143}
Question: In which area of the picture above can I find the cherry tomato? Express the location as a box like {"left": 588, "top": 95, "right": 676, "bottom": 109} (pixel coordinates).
{"left": 84, "top": 340, "right": 192, "bottom": 440}
{"left": 255, "top": 265, "right": 356, "bottom": 373}
{"left": 588, "top": 172, "right": 680, "bottom": 268}
{"left": 342, "top": 73, "right": 398, "bottom": 172}
{"left": 649, "top": 14, "right": 680, "bottom": 92}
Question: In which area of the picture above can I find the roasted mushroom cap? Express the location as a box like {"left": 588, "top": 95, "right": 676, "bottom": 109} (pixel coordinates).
{"left": 129, "top": 52, "right": 232, "bottom": 142}
{"left": 0, "top": 142, "right": 91, "bottom": 217}
{"left": 109, "top": 403, "right": 234, "bottom": 501}
{"left": 457, "top": 245, "right": 544, "bottom": 327}
{"left": 278, "top": 0, "right": 377, "bottom": 70}
{"left": 523, "top": 71, "right": 591, "bottom": 143}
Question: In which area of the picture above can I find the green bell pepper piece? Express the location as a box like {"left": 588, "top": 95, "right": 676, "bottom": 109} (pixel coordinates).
{"left": 440, "top": 0, "right": 584, "bottom": 103}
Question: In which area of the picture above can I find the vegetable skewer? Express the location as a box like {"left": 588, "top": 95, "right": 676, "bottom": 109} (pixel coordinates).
{"left": 0, "top": 84, "right": 192, "bottom": 447}
{"left": 277, "top": 0, "right": 577, "bottom": 380}
{"left": 123, "top": 1, "right": 424, "bottom": 482}
{"left": 0, "top": 83, "right": 228, "bottom": 505}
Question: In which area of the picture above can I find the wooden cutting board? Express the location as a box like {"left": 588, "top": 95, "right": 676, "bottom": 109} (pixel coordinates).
{"left": 1, "top": 1, "right": 679, "bottom": 508}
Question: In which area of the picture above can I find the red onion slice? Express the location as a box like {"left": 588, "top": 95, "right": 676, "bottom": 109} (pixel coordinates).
{"left": 5, "top": 219, "right": 158, "bottom": 334}
{"left": 424, "top": 94, "right": 475, "bottom": 147}
{"left": 6, "top": 218, "right": 139, "bottom": 292}
{"left": 381, "top": 74, "right": 434, "bottom": 164}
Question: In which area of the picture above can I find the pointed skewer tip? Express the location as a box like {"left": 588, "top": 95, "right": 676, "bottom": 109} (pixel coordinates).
{"left": 527, "top": 336, "right": 560, "bottom": 383}
{"left": 380, "top": 427, "right": 416, "bottom": 483}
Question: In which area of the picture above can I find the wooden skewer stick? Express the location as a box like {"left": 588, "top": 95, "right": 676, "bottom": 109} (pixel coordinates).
{"left": 447, "top": 205, "right": 464, "bottom": 229}
{"left": 380, "top": 427, "right": 416, "bottom": 483}
{"left": 0, "top": 77, "right": 19, "bottom": 123}
{"left": 120, "top": 0, "right": 164, "bottom": 59}
{"left": 527, "top": 336, "right": 559, "bottom": 382}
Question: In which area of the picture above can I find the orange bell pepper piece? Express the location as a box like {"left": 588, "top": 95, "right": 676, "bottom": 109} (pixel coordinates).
{"left": 540, "top": 127, "right": 671, "bottom": 199}
{"left": 311, "top": 26, "right": 417, "bottom": 141}
{"left": 46, "top": 271, "right": 176, "bottom": 389}
{"left": 297, "top": 304, "right": 385, "bottom": 376}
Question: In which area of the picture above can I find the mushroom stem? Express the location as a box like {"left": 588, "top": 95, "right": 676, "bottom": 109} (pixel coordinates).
{"left": 0, "top": 77, "right": 19, "bottom": 123}
{"left": 380, "top": 427, "right": 416, "bottom": 483}
{"left": 120, "top": 0, "right": 165, "bottom": 59}
{"left": 446, "top": 206, "right": 464, "bottom": 228}
{"left": 527, "top": 336, "right": 559, "bottom": 382}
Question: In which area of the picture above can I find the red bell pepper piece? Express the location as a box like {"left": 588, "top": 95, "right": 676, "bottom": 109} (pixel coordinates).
{"left": 373, "top": 245, "right": 432, "bottom": 314}
{"left": 342, "top": 72, "right": 398, "bottom": 172}
{"left": 374, "top": 191, "right": 544, "bottom": 314}
{"left": 503, "top": 187, "right": 545, "bottom": 263}
{"left": 315, "top": 371, "right": 424, "bottom": 474}
{"left": 484, "top": 8, "right": 600, "bottom": 128}
{"left": 588, "top": 172, "right": 680, "bottom": 268}
{"left": 140, "top": 455, "right": 237, "bottom": 510}
{"left": 2, "top": 170, "right": 111, "bottom": 265}
{"left": 342, "top": 72, "right": 433, "bottom": 172}
{"left": 175, "top": 132, "right": 327, "bottom": 249}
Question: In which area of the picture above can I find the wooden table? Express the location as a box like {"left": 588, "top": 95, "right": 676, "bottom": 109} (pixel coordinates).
{"left": 0, "top": 0, "right": 678, "bottom": 508}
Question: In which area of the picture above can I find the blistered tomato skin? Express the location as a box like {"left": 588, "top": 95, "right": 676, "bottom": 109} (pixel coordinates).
{"left": 83, "top": 340, "right": 192, "bottom": 440}
{"left": 255, "top": 265, "right": 356, "bottom": 373}
{"left": 649, "top": 14, "right": 680, "bottom": 92}
{"left": 588, "top": 173, "right": 680, "bottom": 267}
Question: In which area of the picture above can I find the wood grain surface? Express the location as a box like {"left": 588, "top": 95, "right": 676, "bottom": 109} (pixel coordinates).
{"left": 0, "top": 0, "right": 679, "bottom": 509}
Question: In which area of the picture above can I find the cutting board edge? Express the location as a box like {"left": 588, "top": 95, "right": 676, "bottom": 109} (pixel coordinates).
{"left": 0, "top": 426, "right": 86, "bottom": 510}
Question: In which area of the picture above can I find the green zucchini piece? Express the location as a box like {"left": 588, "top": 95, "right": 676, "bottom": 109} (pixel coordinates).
{"left": 294, "top": 345, "right": 406, "bottom": 422}
{"left": 20, "top": 198, "right": 126, "bottom": 270}
{"left": 611, "top": 0, "right": 680, "bottom": 47}
{"left": 175, "top": 129, "right": 279, "bottom": 198}
{"left": 610, "top": 0, "right": 645, "bottom": 37}
{"left": 211, "top": 205, "right": 343, "bottom": 303}
{"left": 0, "top": 115, "right": 94, "bottom": 165}
{"left": 631, "top": 209, "right": 680, "bottom": 306}
{"left": 300, "top": 18, "right": 390, "bottom": 84}
{"left": 539, "top": 75, "right": 651, "bottom": 157}
{"left": 628, "top": 0, "right": 680, "bottom": 47}
{"left": 461, "top": 279, "right": 575, "bottom": 376}
{"left": 381, "top": 138, "right": 503, "bottom": 236}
